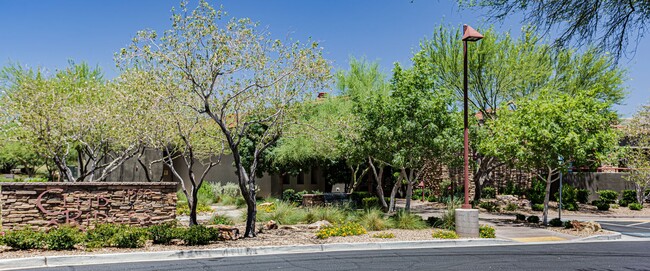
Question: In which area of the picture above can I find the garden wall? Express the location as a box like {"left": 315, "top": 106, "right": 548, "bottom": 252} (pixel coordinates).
{"left": 0, "top": 182, "right": 177, "bottom": 230}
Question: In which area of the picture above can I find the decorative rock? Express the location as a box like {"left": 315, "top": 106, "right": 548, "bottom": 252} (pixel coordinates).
{"left": 265, "top": 220, "right": 278, "bottom": 230}
{"left": 307, "top": 220, "right": 332, "bottom": 230}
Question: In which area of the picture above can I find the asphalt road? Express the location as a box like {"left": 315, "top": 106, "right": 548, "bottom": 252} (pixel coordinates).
{"left": 598, "top": 221, "right": 650, "bottom": 237}
{"left": 22, "top": 241, "right": 650, "bottom": 271}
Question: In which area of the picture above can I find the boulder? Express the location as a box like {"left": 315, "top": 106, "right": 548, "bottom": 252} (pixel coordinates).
{"left": 307, "top": 220, "right": 332, "bottom": 230}
{"left": 265, "top": 220, "right": 278, "bottom": 230}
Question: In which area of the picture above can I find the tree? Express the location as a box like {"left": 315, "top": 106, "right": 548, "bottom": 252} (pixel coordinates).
{"left": 460, "top": 0, "right": 650, "bottom": 61}
{"left": 623, "top": 104, "right": 650, "bottom": 204}
{"left": 0, "top": 63, "right": 142, "bottom": 182}
{"left": 412, "top": 25, "right": 625, "bottom": 200}
{"left": 480, "top": 91, "right": 619, "bottom": 225}
{"left": 118, "top": 1, "right": 329, "bottom": 237}
{"left": 0, "top": 124, "right": 42, "bottom": 175}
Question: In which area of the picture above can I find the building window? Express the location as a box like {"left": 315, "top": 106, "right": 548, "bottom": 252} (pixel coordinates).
{"left": 282, "top": 173, "right": 290, "bottom": 185}
{"left": 297, "top": 172, "right": 305, "bottom": 184}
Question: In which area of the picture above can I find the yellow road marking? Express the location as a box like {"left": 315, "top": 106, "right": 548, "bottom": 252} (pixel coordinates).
{"left": 511, "top": 236, "right": 566, "bottom": 242}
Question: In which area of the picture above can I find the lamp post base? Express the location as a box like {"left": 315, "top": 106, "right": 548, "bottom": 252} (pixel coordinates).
{"left": 455, "top": 208, "right": 479, "bottom": 238}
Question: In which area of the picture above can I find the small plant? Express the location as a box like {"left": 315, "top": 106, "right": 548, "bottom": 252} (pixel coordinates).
{"left": 438, "top": 198, "right": 460, "bottom": 230}
{"left": 45, "top": 226, "right": 83, "bottom": 250}
{"left": 597, "top": 190, "right": 618, "bottom": 204}
{"left": 235, "top": 197, "right": 247, "bottom": 208}
{"left": 619, "top": 199, "right": 629, "bottom": 207}
{"left": 176, "top": 202, "right": 212, "bottom": 215}
{"left": 622, "top": 190, "right": 638, "bottom": 205}
{"left": 431, "top": 229, "right": 459, "bottom": 239}
{"left": 209, "top": 214, "right": 234, "bottom": 225}
{"left": 549, "top": 218, "right": 563, "bottom": 227}
{"left": 479, "top": 225, "right": 496, "bottom": 238}
{"left": 515, "top": 214, "right": 526, "bottom": 221}
{"left": 532, "top": 203, "right": 544, "bottom": 211}
{"left": 481, "top": 187, "right": 496, "bottom": 199}
{"left": 3, "top": 228, "right": 44, "bottom": 250}
{"left": 315, "top": 222, "right": 367, "bottom": 239}
{"left": 563, "top": 220, "right": 574, "bottom": 229}
{"left": 527, "top": 179, "right": 546, "bottom": 204}
{"left": 479, "top": 201, "right": 500, "bottom": 212}
{"left": 362, "top": 197, "right": 380, "bottom": 210}
{"left": 113, "top": 226, "right": 149, "bottom": 248}
{"left": 85, "top": 223, "right": 121, "bottom": 248}
{"left": 304, "top": 206, "right": 346, "bottom": 224}
{"left": 181, "top": 225, "right": 219, "bottom": 246}
{"left": 389, "top": 210, "right": 427, "bottom": 230}
{"left": 148, "top": 222, "right": 179, "bottom": 245}
{"left": 426, "top": 216, "right": 441, "bottom": 227}
{"left": 594, "top": 200, "right": 610, "bottom": 211}
{"left": 526, "top": 215, "right": 540, "bottom": 224}
{"left": 629, "top": 203, "right": 643, "bottom": 210}
{"left": 555, "top": 185, "right": 579, "bottom": 211}
{"left": 355, "top": 209, "right": 390, "bottom": 231}
{"left": 256, "top": 200, "right": 307, "bottom": 225}
{"left": 576, "top": 189, "right": 590, "bottom": 204}
{"left": 505, "top": 203, "right": 518, "bottom": 212}
{"left": 371, "top": 232, "right": 395, "bottom": 239}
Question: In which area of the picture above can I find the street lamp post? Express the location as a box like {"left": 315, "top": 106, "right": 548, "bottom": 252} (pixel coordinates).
{"left": 461, "top": 24, "right": 483, "bottom": 209}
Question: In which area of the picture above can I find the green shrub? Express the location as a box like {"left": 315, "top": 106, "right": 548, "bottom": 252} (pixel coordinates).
{"left": 305, "top": 206, "right": 346, "bottom": 224}
{"left": 315, "top": 222, "right": 367, "bottom": 239}
{"left": 629, "top": 203, "right": 643, "bottom": 210}
{"left": 355, "top": 209, "right": 391, "bottom": 231}
{"left": 576, "top": 189, "right": 590, "bottom": 204}
{"left": 176, "top": 202, "right": 213, "bottom": 215}
{"left": 197, "top": 182, "right": 218, "bottom": 205}
{"left": 362, "top": 197, "right": 380, "bottom": 210}
{"left": 526, "top": 215, "right": 540, "bottom": 224}
{"left": 479, "top": 225, "right": 496, "bottom": 238}
{"left": 532, "top": 203, "right": 545, "bottom": 211}
{"left": 504, "top": 180, "right": 524, "bottom": 196}
{"left": 479, "top": 201, "right": 500, "bottom": 212}
{"left": 555, "top": 185, "right": 578, "bottom": 211}
{"left": 481, "top": 187, "right": 496, "bottom": 199}
{"left": 549, "top": 218, "right": 563, "bottom": 227}
{"left": 235, "top": 197, "right": 247, "bottom": 208}
{"left": 527, "top": 179, "right": 546, "bottom": 204}
{"left": 619, "top": 199, "right": 629, "bottom": 207}
{"left": 389, "top": 210, "right": 427, "bottom": 230}
{"left": 45, "top": 226, "right": 83, "bottom": 250}
{"left": 148, "top": 222, "right": 178, "bottom": 245}
{"left": 515, "top": 214, "right": 526, "bottom": 221}
{"left": 505, "top": 203, "right": 518, "bottom": 211}
{"left": 256, "top": 200, "right": 306, "bottom": 225}
{"left": 85, "top": 223, "right": 121, "bottom": 248}
{"left": 113, "top": 226, "right": 148, "bottom": 248}
{"left": 181, "top": 225, "right": 219, "bottom": 246}
{"left": 431, "top": 229, "right": 459, "bottom": 239}
{"left": 282, "top": 189, "right": 297, "bottom": 202}
{"left": 221, "top": 182, "right": 241, "bottom": 198}
{"left": 594, "top": 200, "right": 610, "bottom": 211}
{"left": 209, "top": 214, "right": 234, "bottom": 225}
{"left": 372, "top": 232, "right": 395, "bottom": 238}
{"left": 438, "top": 198, "right": 460, "bottom": 230}
{"left": 3, "top": 228, "right": 44, "bottom": 250}
{"left": 622, "top": 190, "right": 638, "bottom": 204}
{"left": 597, "top": 190, "right": 618, "bottom": 204}
{"left": 564, "top": 220, "right": 574, "bottom": 229}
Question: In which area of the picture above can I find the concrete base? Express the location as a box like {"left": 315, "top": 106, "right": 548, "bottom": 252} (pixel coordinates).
{"left": 455, "top": 209, "right": 479, "bottom": 238}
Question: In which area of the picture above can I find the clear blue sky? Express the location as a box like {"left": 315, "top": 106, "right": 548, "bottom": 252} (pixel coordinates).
{"left": 1, "top": 0, "right": 647, "bottom": 116}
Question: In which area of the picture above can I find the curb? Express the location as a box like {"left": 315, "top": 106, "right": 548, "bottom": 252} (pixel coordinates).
{"left": 576, "top": 232, "right": 622, "bottom": 241}
{"left": 0, "top": 239, "right": 513, "bottom": 270}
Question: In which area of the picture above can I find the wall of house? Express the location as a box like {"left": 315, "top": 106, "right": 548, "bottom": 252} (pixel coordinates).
{"left": 0, "top": 182, "right": 177, "bottom": 230}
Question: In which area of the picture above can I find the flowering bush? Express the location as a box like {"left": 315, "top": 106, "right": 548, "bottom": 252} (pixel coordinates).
{"left": 431, "top": 229, "right": 459, "bottom": 239}
{"left": 479, "top": 225, "right": 496, "bottom": 238}
{"left": 371, "top": 232, "right": 395, "bottom": 239}
{"left": 315, "top": 222, "right": 367, "bottom": 239}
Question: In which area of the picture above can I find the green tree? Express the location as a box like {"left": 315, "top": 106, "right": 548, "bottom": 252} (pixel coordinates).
{"left": 480, "top": 91, "right": 619, "bottom": 225}
{"left": 118, "top": 1, "right": 329, "bottom": 237}
{"left": 623, "top": 104, "right": 650, "bottom": 204}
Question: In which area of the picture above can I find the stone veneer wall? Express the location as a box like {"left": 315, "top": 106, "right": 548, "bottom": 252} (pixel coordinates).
{"left": 0, "top": 182, "right": 177, "bottom": 230}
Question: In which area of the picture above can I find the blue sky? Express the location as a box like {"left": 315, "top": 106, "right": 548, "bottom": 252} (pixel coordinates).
{"left": 0, "top": 0, "right": 647, "bottom": 116}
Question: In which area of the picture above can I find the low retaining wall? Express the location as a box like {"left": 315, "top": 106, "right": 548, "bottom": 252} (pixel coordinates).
{"left": 0, "top": 182, "right": 177, "bottom": 230}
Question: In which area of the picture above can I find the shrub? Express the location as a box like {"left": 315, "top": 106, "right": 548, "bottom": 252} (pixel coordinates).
{"left": 209, "top": 214, "right": 234, "bottom": 225}
{"left": 371, "top": 232, "right": 395, "bottom": 239}
{"left": 505, "top": 203, "right": 518, "bottom": 212}
{"left": 3, "top": 228, "right": 44, "bottom": 250}
{"left": 532, "top": 203, "right": 545, "bottom": 211}
{"left": 45, "top": 226, "right": 83, "bottom": 250}
{"left": 355, "top": 209, "right": 391, "bottom": 231}
{"left": 304, "top": 206, "right": 346, "bottom": 224}
{"left": 527, "top": 179, "right": 546, "bottom": 204}
{"left": 576, "top": 189, "right": 590, "bottom": 204}
{"left": 362, "top": 197, "right": 380, "bottom": 210}
{"left": 389, "top": 210, "right": 427, "bottom": 230}
{"left": 622, "top": 190, "right": 638, "bottom": 204}
{"left": 598, "top": 190, "right": 618, "bottom": 204}
{"left": 549, "top": 218, "right": 563, "bottom": 227}
{"left": 619, "top": 199, "right": 629, "bottom": 207}
{"left": 438, "top": 198, "right": 460, "bottom": 230}
{"left": 256, "top": 200, "right": 307, "bottom": 225}
{"left": 564, "top": 220, "right": 574, "bottom": 229}
{"left": 221, "top": 182, "right": 241, "bottom": 198}
{"left": 181, "top": 225, "right": 219, "bottom": 246}
{"left": 481, "top": 187, "right": 496, "bottom": 199}
{"left": 479, "top": 225, "right": 496, "bottom": 238}
{"left": 197, "top": 182, "right": 218, "bottom": 205}
{"left": 85, "top": 223, "right": 121, "bottom": 248}
{"left": 113, "top": 226, "right": 149, "bottom": 248}
{"left": 148, "top": 222, "right": 179, "bottom": 245}
{"left": 431, "top": 229, "right": 459, "bottom": 239}
{"left": 282, "top": 189, "right": 297, "bottom": 202}
{"left": 515, "top": 214, "right": 526, "bottom": 221}
{"left": 629, "top": 203, "right": 643, "bottom": 210}
{"left": 479, "top": 201, "right": 500, "bottom": 212}
{"left": 504, "top": 180, "right": 524, "bottom": 196}
{"left": 555, "top": 185, "right": 578, "bottom": 211}
{"left": 426, "top": 216, "right": 441, "bottom": 227}
{"left": 526, "top": 215, "right": 540, "bottom": 224}
{"left": 594, "top": 200, "right": 610, "bottom": 211}
{"left": 315, "top": 222, "right": 367, "bottom": 239}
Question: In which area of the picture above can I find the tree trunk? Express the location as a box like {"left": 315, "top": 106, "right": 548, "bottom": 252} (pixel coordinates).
{"left": 403, "top": 168, "right": 413, "bottom": 212}
{"left": 389, "top": 176, "right": 401, "bottom": 212}
{"left": 368, "top": 157, "right": 388, "bottom": 211}
{"left": 245, "top": 174, "right": 258, "bottom": 237}
{"left": 189, "top": 187, "right": 199, "bottom": 226}
{"left": 542, "top": 168, "right": 553, "bottom": 226}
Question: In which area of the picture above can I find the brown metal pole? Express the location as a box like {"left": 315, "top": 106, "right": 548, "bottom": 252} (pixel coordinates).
{"left": 462, "top": 37, "right": 471, "bottom": 209}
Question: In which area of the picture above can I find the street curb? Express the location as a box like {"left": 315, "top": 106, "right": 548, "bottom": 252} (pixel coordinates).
{"left": 0, "top": 239, "right": 513, "bottom": 270}
{"left": 576, "top": 232, "right": 622, "bottom": 241}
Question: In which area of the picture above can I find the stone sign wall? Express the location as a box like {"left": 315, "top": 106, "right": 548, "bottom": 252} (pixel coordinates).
{"left": 0, "top": 182, "right": 177, "bottom": 230}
